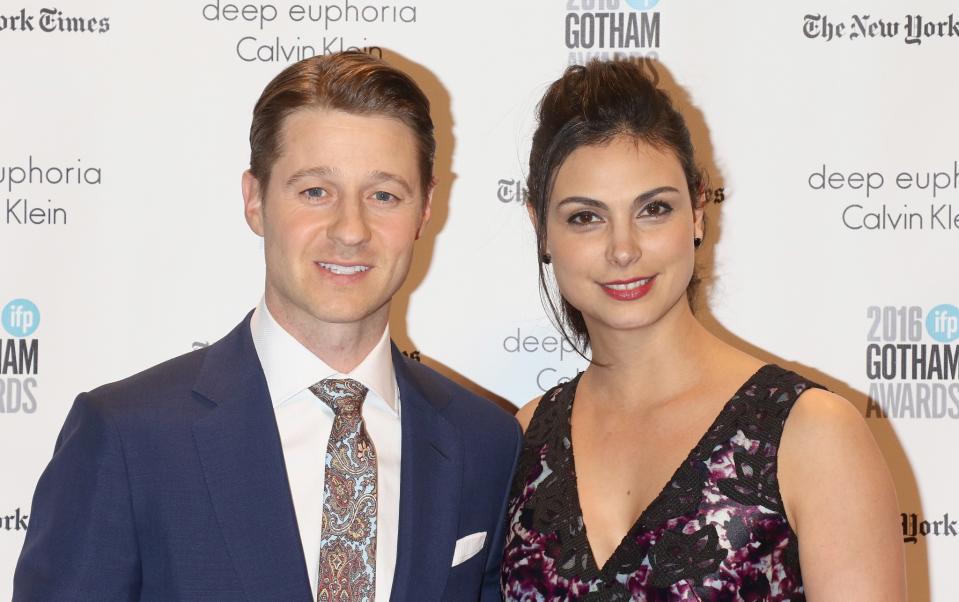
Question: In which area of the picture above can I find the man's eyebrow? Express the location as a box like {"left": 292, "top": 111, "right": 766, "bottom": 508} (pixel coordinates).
{"left": 285, "top": 166, "right": 338, "bottom": 187}
{"left": 284, "top": 167, "right": 413, "bottom": 194}
{"left": 368, "top": 170, "right": 413, "bottom": 194}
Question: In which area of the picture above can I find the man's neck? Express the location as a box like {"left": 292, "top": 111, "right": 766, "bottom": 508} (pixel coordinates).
{"left": 264, "top": 295, "right": 389, "bottom": 374}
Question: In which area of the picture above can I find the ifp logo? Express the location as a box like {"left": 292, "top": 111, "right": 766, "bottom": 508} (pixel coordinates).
{"left": 926, "top": 304, "right": 959, "bottom": 343}
{"left": 2, "top": 299, "right": 39, "bottom": 337}
{"left": 626, "top": 0, "right": 661, "bottom": 10}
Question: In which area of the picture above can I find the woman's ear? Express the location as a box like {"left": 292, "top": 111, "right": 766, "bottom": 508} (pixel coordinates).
{"left": 693, "top": 190, "right": 706, "bottom": 241}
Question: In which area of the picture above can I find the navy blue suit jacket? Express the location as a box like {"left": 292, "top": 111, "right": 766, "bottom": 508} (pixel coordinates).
{"left": 14, "top": 315, "right": 521, "bottom": 601}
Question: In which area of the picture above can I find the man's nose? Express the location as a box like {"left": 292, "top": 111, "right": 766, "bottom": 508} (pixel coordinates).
{"left": 327, "top": 196, "right": 372, "bottom": 248}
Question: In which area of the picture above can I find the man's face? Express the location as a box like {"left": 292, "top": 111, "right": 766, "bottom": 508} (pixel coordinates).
{"left": 243, "top": 107, "right": 432, "bottom": 334}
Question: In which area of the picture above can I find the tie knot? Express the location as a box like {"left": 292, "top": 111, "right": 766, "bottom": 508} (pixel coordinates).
{"left": 309, "top": 378, "right": 369, "bottom": 416}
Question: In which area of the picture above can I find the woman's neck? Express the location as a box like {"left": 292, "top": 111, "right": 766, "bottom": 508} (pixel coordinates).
{"left": 582, "top": 297, "right": 721, "bottom": 411}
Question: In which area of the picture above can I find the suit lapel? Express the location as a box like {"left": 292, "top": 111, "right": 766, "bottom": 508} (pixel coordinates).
{"left": 390, "top": 346, "right": 463, "bottom": 602}
{"left": 192, "top": 315, "right": 312, "bottom": 601}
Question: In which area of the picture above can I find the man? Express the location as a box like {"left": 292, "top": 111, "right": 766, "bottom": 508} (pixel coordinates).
{"left": 14, "top": 52, "right": 521, "bottom": 601}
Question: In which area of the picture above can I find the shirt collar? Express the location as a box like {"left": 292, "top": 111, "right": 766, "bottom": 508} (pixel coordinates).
{"left": 250, "top": 298, "right": 397, "bottom": 412}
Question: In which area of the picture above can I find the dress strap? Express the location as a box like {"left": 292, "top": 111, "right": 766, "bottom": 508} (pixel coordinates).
{"left": 734, "top": 364, "right": 826, "bottom": 446}
{"left": 508, "top": 375, "right": 580, "bottom": 502}
{"left": 521, "top": 373, "right": 580, "bottom": 448}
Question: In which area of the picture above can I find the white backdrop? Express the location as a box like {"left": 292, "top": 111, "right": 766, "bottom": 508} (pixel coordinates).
{"left": 2, "top": 0, "right": 957, "bottom": 599}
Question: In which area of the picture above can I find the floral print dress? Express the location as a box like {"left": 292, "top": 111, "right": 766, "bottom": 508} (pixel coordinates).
{"left": 501, "top": 365, "right": 823, "bottom": 601}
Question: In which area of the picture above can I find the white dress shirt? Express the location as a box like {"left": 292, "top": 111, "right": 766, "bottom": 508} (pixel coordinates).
{"left": 250, "top": 300, "right": 401, "bottom": 602}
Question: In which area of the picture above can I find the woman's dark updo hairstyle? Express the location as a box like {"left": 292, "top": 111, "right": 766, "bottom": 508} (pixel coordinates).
{"left": 528, "top": 59, "right": 705, "bottom": 354}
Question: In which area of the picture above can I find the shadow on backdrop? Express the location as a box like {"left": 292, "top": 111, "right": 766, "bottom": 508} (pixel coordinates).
{"left": 654, "top": 61, "right": 928, "bottom": 601}
{"left": 382, "top": 50, "right": 515, "bottom": 413}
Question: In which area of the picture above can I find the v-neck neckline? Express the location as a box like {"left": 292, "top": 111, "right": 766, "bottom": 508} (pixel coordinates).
{"left": 562, "top": 364, "right": 773, "bottom": 578}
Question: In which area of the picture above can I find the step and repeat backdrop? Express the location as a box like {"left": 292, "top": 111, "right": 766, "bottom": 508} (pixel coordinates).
{"left": 2, "top": 0, "right": 957, "bottom": 599}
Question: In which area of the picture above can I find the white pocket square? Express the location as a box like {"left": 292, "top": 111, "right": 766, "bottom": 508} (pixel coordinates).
{"left": 451, "top": 531, "right": 487, "bottom": 567}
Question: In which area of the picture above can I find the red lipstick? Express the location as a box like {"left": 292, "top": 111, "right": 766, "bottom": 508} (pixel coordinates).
{"left": 600, "top": 275, "right": 656, "bottom": 301}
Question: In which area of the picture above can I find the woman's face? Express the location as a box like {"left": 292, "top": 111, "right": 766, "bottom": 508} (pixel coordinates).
{"left": 545, "top": 135, "right": 704, "bottom": 336}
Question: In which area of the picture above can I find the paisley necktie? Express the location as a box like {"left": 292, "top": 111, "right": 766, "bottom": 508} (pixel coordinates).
{"left": 310, "top": 378, "right": 377, "bottom": 602}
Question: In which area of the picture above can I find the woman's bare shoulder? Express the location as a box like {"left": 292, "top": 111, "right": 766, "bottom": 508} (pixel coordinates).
{"left": 515, "top": 396, "right": 543, "bottom": 433}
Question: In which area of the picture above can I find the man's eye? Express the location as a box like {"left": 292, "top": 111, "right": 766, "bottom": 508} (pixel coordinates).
{"left": 372, "top": 191, "right": 398, "bottom": 202}
{"left": 568, "top": 211, "right": 600, "bottom": 225}
{"left": 304, "top": 187, "right": 327, "bottom": 199}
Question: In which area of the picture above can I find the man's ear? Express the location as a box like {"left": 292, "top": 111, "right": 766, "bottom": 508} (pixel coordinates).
{"left": 416, "top": 177, "right": 436, "bottom": 240}
{"left": 242, "top": 170, "right": 265, "bottom": 236}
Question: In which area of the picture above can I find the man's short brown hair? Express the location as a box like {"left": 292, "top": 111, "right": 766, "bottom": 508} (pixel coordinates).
{"left": 249, "top": 51, "right": 435, "bottom": 194}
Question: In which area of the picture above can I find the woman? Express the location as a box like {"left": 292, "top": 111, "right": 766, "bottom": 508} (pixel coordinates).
{"left": 501, "top": 60, "right": 905, "bottom": 601}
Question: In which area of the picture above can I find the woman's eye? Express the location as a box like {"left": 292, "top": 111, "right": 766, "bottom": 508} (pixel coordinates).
{"left": 568, "top": 211, "right": 601, "bottom": 225}
{"left": 372, "top": 191, "right": 398, "bottom": 202}
{"left": 641, "top": 200, "right": 673, "bottom": 217}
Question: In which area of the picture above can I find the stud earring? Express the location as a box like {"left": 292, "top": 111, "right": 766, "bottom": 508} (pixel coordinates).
{"left": 541, "top": 253, "right": 552, "bottom": 264}
{"left": 693, "top": 237, "right": 703, "bottom": 248}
